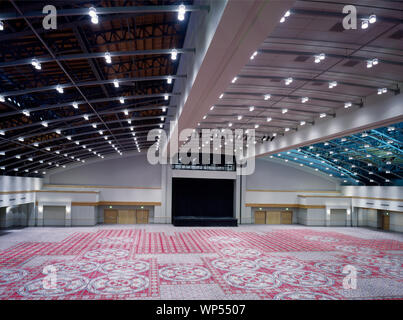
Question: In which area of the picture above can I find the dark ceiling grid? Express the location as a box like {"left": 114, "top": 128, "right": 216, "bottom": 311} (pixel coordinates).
{"left": 270, "top": 122, "right": 403, "bottom": 186}
{"left": 0, "top": 0, "right": 200, "bottom": 176}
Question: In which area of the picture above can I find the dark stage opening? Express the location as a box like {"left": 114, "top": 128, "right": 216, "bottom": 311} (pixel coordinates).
{"left": 172, "top": 178, "right": 237, "bottom": 226}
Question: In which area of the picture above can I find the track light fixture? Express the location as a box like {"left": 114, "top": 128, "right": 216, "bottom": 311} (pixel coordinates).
{"left": 171, "top": 49, "right": 178, "bottom": 61}
{"left": 285, "top": 77, "right": 293, "bottom": 86}
{"left": 56, "top": 85, "right": 64, "bottom": 93}
{"left": 89, "top": 7, "right": 99, "bottom": 24}
{"left": 178, "top": 4, "right": 186, "bottom": 21}
{"left": 31, "top": 58, "right": 41, "bottom": 70}
{"left": 280, "top": 10, "right": 291, "bottom": 23}
{"left": 328, "top": 81, "right": 337, "bottom": 89}
{"left": 104, "top": 52, "right": 112, "bottom": 64}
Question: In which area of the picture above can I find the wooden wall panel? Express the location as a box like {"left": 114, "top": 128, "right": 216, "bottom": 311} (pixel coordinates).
{"left": 266, "top": 211, "right": 281, "bottom": 224}
{"left": 104, "top": 209, "right": 118, "bottom": 224}
{"left": 254, "top": 211, "right": 266, "bottom": 224}
{"left": 136, "top": 210, "right": 149, "bottom": 224}
{"left": 281, "top": 211, "right": 293, "bottom": 224}
{"left": 382, "top": 215, "right": 390, "bottom": 231}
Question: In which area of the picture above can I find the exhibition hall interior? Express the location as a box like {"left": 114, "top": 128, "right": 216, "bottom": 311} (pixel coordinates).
{"left": 0, "top": 0, "right": 402, "bottom": 301}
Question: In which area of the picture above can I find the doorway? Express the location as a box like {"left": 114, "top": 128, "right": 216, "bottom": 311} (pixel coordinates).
{"left": 378, "top": 211, "right": 390, "bottom": 231}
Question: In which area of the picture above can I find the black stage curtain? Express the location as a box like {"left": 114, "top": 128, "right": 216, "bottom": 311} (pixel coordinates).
{"left": 172, "top": 178, "right": 234, "bottom": 219}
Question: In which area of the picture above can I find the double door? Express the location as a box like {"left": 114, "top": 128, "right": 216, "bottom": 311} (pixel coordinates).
{"left": 254, "top": 210, "right": 293, "bottom": 224}
{"left": 104, "top": 209, "right": 149, "bottom": 224}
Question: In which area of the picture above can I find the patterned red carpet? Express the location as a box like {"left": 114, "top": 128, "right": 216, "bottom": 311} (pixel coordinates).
{"left": 0, "top": 226, "right": 402, "bottom": 300}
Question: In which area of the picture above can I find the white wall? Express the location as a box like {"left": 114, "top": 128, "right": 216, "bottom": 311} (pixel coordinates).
{"left": 0, "top": 175, "right": 42, "bottom": 192}
{"left": 71, "top": 206, "right": 97, "bottom": 226}
{"left": 0, "top": 176, "right": 42, "bottom": 208}
{"left": 247, "top": 159, "right": 339, "bottom": 190}
{"left": 47, "top": 155, "right": 161, "bottom": 188}
{"left": 391, "top": 212, "right": 403, "bottom": 233}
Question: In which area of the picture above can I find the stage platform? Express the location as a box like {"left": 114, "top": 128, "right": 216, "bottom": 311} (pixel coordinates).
{"left": 173, "top": 216, "right": 238, "bottom": 227}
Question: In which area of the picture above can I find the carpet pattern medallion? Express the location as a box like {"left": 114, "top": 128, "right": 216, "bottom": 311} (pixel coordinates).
{"left": 0, "top": 226, "right": 402, "bottom": 300}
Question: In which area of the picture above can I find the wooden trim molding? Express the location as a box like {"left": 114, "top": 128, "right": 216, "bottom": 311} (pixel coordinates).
{"left": 298, "top": 195, "right": 403, "bottom": 202}
{"left": 98, "top": 201, "right": 161, "bottom": 206}
{"left": 245, "top": 203, "right": 326, "bottom": 209}
{"left": 0, "top": 190, "right": 38, "bottom": 195}
{"left": 37, "top": 190, "right": 99, "bottom": 194}
{"left": 43, "top": 184, "right": 161, "bottom": 190}
{"left": 355, "top": 207, "right": 403, "bottom": 214}
{"left": 247, "top": 189, "right": 340, "bottom": 193}
{"left": 71, "top": 202, "right": 101, "bottom": 206}
{"left": 40, "top": 201, "right": 162, "bottom": 207}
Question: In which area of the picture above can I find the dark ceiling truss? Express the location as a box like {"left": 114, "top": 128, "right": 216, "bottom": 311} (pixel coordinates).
{"left": 0, "top": 93, "right": 177, "bottom": 120}
{"left": 0, "top": 114, "right": 169, "bottom": 140}
{"left": 0, "top": 99, "right": 175, "bottom": 133}
{"left": 8, "top": 1, "right": 129, "bottom": 154}
{"left": 275, "top": 150, "right": 360, "bottom": 183}
{"left": 0, "top": 1, "right": 200, "bottom": 177}
{"left": 0, "top": 75, "right": 187, "bottom": 97}
{"left": 2, "top": 120, "right": 163, "bottom": 149}
{"left": 0, "top": 8, "right": 175, "bottom": 42}
{"left": 0, "top": 5, "right": 210, "bottom": 21}
{"left": 10, "top": 135, "right": 158, "bottom": 169}
{"left": 90, "top": 25, "right": 181, "bottom": 48}
{"left": 305, "top": 144, "right": 401, "bottom": 180}
{"left": 0, "top": 49, "right": 195, "bottom": 68}
{"left": 0, "top": 125, "right": 164, "bottom": 174}
{"left": 2, "top": 137, "right": 158, "bottom": 176}
{"left": 1, "top": 122, "right": 165, "bottom": 160}
{"left": 272, "top": 122, "right": 403, "bottom": 186}
{"left": 0, "top": 118, "right": 170, "bottom": 157}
